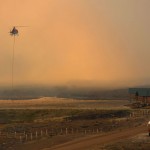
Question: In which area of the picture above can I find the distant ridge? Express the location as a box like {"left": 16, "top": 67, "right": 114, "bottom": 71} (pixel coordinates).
{"left": 0, "top": 85, "right": 128, "bottom": 100}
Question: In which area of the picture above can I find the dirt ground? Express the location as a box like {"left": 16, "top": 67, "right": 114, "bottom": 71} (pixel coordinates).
{"left": 11, "top": 119, "right": 149, "bottom": 150}
{"left": 47, "top": 125, "right": 147, "bottom": 150}
{"left": 98, "top": 132, "right": 150, "bottom": 150}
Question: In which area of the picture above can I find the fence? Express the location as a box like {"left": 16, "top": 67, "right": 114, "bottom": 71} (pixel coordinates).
{"left": 130, "top": 109, "right": 150, "bottom": 117}
{"left": 0, "top": 109, "right": 149, "bottom": 144}
{"left": 0, "top": 127, "right": 103, "bottom": 143}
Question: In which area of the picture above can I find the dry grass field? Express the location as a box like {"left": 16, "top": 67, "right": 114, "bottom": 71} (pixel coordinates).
{"left": 0, "top": 97, "right": 130, "bottom": 109}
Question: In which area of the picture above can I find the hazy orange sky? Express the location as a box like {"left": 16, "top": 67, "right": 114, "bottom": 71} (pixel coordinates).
{"left": 0, "top": 0, "right": 150, "bottom": 87}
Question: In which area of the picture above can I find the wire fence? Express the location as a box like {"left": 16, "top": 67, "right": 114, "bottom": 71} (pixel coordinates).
{"left": 0, "top": 110, "right": 149, "bottom": 144}
{"left": 0, "top": 127, "right": 104, "bottom": 143}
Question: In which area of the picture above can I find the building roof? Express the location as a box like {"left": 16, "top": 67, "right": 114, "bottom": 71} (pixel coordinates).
{"left": 129, "top": 88, "right": 150, "bottom": 96}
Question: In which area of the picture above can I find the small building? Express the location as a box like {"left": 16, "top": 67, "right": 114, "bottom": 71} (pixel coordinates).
{"left": 129, "top": 88, "right": 150, "bottom": 105}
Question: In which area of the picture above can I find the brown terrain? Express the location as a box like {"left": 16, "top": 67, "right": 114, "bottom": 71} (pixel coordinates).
{"left": 0, "top": 98, "right": 149, "bottom": 150}
{"left": 47, "top": 125, "right": 147, "bottom": 150}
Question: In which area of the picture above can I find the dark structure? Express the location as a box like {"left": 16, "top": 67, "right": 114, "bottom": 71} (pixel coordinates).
{"left": 129, "top": 88, "right": 150, "bottom": 105}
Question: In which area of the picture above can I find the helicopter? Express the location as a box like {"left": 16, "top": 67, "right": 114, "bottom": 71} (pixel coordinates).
{"left": 10, "top": 26, "right": 28, "bottom": 36}
{"left": 10, "top": 26, "right": 18, "bottom": 36}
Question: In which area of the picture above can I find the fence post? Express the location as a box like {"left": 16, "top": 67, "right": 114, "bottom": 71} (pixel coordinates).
{"left": 132, "top": 112, "right": 134, "bottom": 117}
{"left": 41, "top": 130, "right": 43, "bottom": 136}
{"left": 31, "top": 133, "right": 33, "bottom": 140}
{"left": 97, "top": 128, "right": 99, "bottom": 133}
{"left": 66, "top": 128, "right": 68, "bottom": 135}
{"left": 15, "top": 132, "right": 17, "bottom": 138}
{"left": 46, "top": 129, "right": 48, "bottom": 136}
{"left": 36, "top": 131, "right": 38, "bottom": 139}
{"left": 130, "top": 113, "right": 132, "bottom": 118}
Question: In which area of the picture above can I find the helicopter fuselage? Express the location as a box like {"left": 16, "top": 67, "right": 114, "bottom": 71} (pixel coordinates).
{"left": 10, "top": 27, "right": 18, "bottom": 36}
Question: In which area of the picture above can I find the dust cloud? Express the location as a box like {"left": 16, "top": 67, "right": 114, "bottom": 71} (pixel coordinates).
{"left": 0, "top": 0, "right": 150, "bottom": 88}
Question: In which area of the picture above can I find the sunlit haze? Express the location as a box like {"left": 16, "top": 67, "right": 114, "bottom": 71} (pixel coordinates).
{"left": 1, "top": 0, "right": 150, "bottom": 88}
